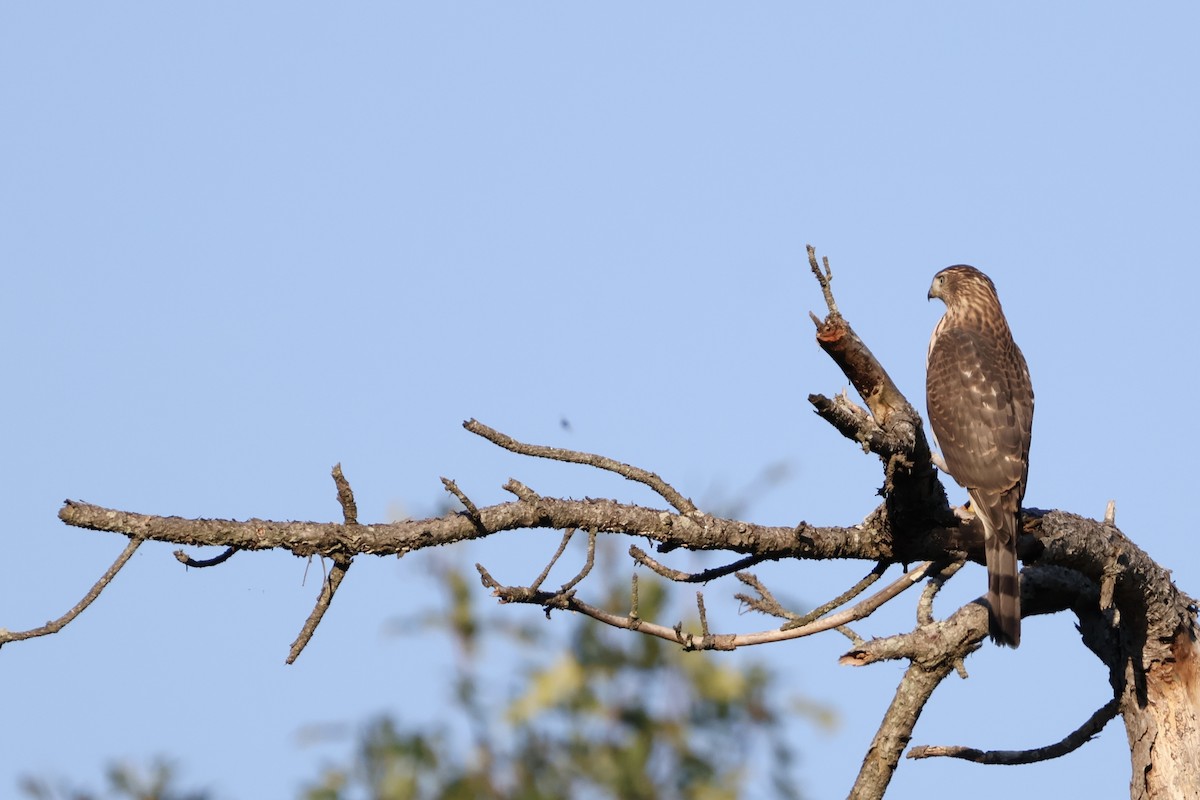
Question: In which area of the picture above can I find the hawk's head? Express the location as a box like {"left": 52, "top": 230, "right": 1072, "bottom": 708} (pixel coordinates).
{"left": 928, "top": 265, "right": 998, "bottom": 306}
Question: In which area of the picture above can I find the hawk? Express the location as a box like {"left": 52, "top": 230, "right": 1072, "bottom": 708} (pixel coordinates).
{"left": 926, "top": 266, "right": 1033, "bottom": 647}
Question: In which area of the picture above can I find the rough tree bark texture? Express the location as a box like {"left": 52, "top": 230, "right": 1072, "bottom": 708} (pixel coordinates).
{"left": 1127, "top": 634, "right": 1200, "bottom": 799}
{"left": 1025, "top": 510, "right": 1200, "bottom": 798}
{"left": 14, "top": 250, "right": 1200, "bottom": 798}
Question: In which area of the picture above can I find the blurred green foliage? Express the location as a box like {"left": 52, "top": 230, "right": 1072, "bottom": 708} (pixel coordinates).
{"left": 20, "top": 759, "right": 209, "bottom": 800}
{"left": 302, "top": 561, "right": 810, "bottom": 800}
{"left": 21, "top": 558, "right": 821, "bottom": 800}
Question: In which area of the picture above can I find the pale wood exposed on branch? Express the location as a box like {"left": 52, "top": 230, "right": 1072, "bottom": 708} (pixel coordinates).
{"left": 476, "top": 556, "right": 939, "bottom": 652}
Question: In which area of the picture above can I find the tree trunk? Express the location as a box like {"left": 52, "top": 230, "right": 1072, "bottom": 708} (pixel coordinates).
{"left": 1124, "top": 628, "right": 1200, "bottom": 798}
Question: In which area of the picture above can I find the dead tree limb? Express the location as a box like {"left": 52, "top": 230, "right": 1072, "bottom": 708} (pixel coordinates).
{"left": 908, "top": 698, "right": 1120, "bottom": 765}
{"left": 25, "top": 246, "right": 1199, "bottom": 798}
{"left": 0, "top": 536, "right": 143, "bottom": 647}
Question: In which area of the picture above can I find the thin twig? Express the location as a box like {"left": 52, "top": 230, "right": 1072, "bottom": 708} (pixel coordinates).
{"left": 530, "top": 528, "right": 576, "bottom": 592}
{"left": 778, "top": 561, "right": 935, "bottom": 636}
{"left": 286, "top": 465, "right": 362, "bottom": 663}
{"left": 782, "top": 562, "right": 890, "bottom": 630}
{"left": 286, "top": 558, "right": 351, "bottom": 664}
{"left": 908, "top": 699, "right": 1120, "bottom": 765}
{"left": 332, "top": 463, "right": 358, "bottom": 525}
{"left": 630, "top": 574, "right": 640, "bottom": 622}
{"left": 628, "top": 568, "right": 638, "bottom": 623}
{"left": 0, "top": 536, "right": 144, "bottom": 646}
{"left": 503, "top": 479, "right": 540, "bottom": 502}
{"left": 917, "top": 559, "right": 963, "bottom": 626}
{"left": 629, "top": 545, "right": 768, "bottom": 583}
{"left": 808, "top": 392, "right": 888, "bottom": 454}
{"left": 557, "top": 528, "right": 597, "bottom": 595}
{"left": 441, "top": 477, "right": 485, "bottom": 533}
{"left": 735, "top": 571, "right": 800, "bottom": 621}
{"left": 464, "top": 419, "right": 697, "bottom": 515}
{"left": 808, "top": 243, "right": 839, "bottom": 318}
{"left": 837, "top": 625, "right": 865, "bottom": 647}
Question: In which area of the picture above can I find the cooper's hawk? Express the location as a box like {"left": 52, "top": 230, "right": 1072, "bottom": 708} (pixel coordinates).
{"left": 926, "top": 266, "right": 1034, "bottom": 647}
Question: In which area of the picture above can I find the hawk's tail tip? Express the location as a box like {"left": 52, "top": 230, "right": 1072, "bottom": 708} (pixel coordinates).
{"left": 989, "top": 631, "right": 1021, "bottom": 649}
{"left": 988, "top": 616, "right": 1021, "bottom": 648}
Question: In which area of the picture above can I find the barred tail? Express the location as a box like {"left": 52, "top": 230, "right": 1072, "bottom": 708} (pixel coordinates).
{"left": 983, "top": 509, "right": 1022, "bottom": 648}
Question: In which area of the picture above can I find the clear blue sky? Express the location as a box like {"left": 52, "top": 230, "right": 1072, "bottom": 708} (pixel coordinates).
{"left": 3, "top": 4, "right": 1197, "bottom": 798}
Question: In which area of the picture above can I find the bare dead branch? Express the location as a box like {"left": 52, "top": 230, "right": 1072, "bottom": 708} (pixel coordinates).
{"left": 808, "top": 391, "right": 885, "bottom": 454}
{"left": 843, "top": 561, "right": 1013, "bottom": 798}
{"left": 476, "top": 562, "right": 736, "bottom": 650}
{"left": 558, "top": 528, "right": 597, "bottom": 595}
{"left": 287, "top": 557, "right": 351, "bottom": 665}
{"left": 790, "top": 561, "right": 939, "bottom": 635}
{"left": 286, "top": 464, "right": 364, "bottom": 662}
{"left": 848, "top": 541, "right": 1109, "bottom": 796}
{"left": 849, "top": 659, "right": 956, "bottom": 800}
{"left": 807, "top": 243, "right": 839, "bottom": 318}
{"left": 696, "top": 592, "right": 710, "bottom": 636}
{"left": 332, "top": 463, "right": 358, "bottom": 525}
{"left": 28, "top": 249, "right": 1199, "bottom": 794}
{"left": 917, "top": 559, "right": 965, "bottom": 626}
{"left": 440, "top": 477, "right": 485, "bottom": 533}
{"left": 801, "top": 248, "right": 953, "bottom": 566}
{"left": 0, "top": 536, "right": 143, "bottom": 646}
{"left": 837, "top": 625, "right": 865, "bottom": 647}
{"left": 919, "top": 567, "right": 974, "bottom": 679}
{"left": 908, "top": 698, "right": 1120, "bottom": 765}
{"left": 479, "top": 527, "right": 596, "bottom": 619}
{"left": 842, "top": 562, "right": 1101, "bottom": 670}
{"left": 476, "top": 558, "right": 940, "bottom": 654}
{"left": 629, "top": 573, "right": 640, "bottom": 621}
{"left": 464, "top": 418, "right": 698, "bottom": 515}
{"left": 840, "top": 607, "right": 985, "bottom": 668}
{"left": 735, "top": 571, "right": 799, "bottom": 621}
{"left": 806, "top": 252, "right": 909, "bottom": 431}
{"left": 848, "top": 562, "right": 1106, "bottom": 794}
{"left": 782, "top": 561, "right": 890, "bottom": 631}
{"left": 530, "top": 528, "right": 575, "bottom": 592}
{"left": 628, "top": 545, "right": 769, "bottom": 583}
{"left": 503, "top": 479, "right": 539, "bottom": 501}
{"left": 174, "top": 546, "right": 238, "bottom": 568}
{"left": 1029, "top": 510, "right": 1198, "bottom": 671}
{"left": 59, "top": 497, "right": 896, "bottom": 563}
